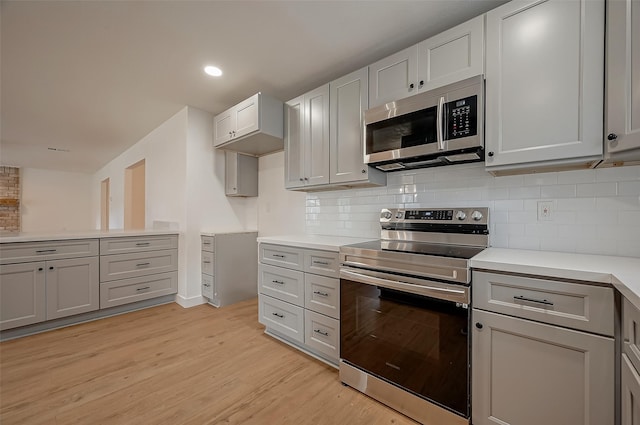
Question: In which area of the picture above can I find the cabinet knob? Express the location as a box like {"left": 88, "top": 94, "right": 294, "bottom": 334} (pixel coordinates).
{"left": 419, "top": 80, "right": 424, "bottom": 88}
{"left": 487, "top": 151, "right": 494, "bottom": 157}
{"left": 299, "top": 178, "right": 304, "bottom": 182}
{"left": 304, "top": 177, "right": 309, "bottom": 181}
{"left": 38, "top": 267, "right": 43, "bottom": 271}
{"left": 361, "top": 169, "right": 366, "bottom": 174}
{"left": 49, "top": 266, "right": 54, "bottom": 270}
{"left": 409, "top": 83, "right": 415, "bottom": 90}
{"left": 607, "top": 133, "right": 618, "bottom": 141}
{"left": 475, "top": 322, "right": 483, "bottom": 329}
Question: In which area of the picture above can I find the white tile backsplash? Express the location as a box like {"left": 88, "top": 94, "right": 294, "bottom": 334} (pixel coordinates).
{"left": 305, "top": 163, "right": 640, "bottom": 257}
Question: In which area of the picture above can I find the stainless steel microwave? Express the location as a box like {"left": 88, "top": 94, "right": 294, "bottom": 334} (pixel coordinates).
{"left": 364, "top": 75, "right": 484, "bottom": 171}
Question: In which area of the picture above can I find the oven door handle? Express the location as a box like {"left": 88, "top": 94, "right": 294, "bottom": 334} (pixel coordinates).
{"left": 340, "top": 268, "right": 469, "bottom": 304}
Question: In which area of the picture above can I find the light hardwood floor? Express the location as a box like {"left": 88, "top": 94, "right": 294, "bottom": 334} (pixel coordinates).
{"left": 0, "top": 298, "right": 417, "bottom": 425}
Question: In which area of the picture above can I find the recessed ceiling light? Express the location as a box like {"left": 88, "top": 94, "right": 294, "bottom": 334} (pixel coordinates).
{"left": 204, "top": 65, "right": 223, "bottom": 77}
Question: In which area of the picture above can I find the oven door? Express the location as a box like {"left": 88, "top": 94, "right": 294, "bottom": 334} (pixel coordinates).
{"left": 340, "top": 267, "right": 470, "bottom": 417}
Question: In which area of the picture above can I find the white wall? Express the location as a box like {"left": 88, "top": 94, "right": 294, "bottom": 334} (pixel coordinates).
{"left": 257, "top": 151, "right": 306, "bottom": 236}
{"left": 21, "top": 168, "right": 93, "bottom": 232}
{"left": 92, "top": 107, "right": 189, "bottom": 231}
{"left": 304, "top": 163, "right": 640, "bottom": 257}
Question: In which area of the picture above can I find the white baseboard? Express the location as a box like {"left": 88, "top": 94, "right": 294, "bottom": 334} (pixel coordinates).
{"left": 175, "top": 294, "right": 207, "bottom": 308}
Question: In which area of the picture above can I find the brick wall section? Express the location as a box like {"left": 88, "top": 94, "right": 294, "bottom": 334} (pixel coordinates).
{"left": 0, "top": 166, "right": 20, "bottom": 231}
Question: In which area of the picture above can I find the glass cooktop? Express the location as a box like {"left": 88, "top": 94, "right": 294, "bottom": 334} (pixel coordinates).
{"left": 342, "top": 239, "right": 485, "bottom": 260}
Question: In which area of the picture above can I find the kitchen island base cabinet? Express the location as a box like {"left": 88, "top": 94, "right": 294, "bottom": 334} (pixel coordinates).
{"left": 622, "top": 354, "right": 640, "bottom": 425}
{"left": 45, "top": 257, "right": 99, "bottom": 320}
{"left": 0, "top": 262, "right": 46, "bottom": 330}
{"left": 472, "top": 309, "right": 614, "bottom": 425}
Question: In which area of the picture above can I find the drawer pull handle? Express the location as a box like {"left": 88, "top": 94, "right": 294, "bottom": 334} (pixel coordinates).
{"left": 203, "top": 242, "right": 212, "bottom": 245}
{"left": 203, "top": 283, "right": 211, "bottom": 287}
{"left": 513, "top": 295, "right": 554, "bottom": 306}
{"left": 36, "top": 249, "right": 57, "bottom": 254}
{"left": 135, "top": 242, "right": 150, "bottom": 246}
{"left": 272, "top": 280, "right": 285, "bottom": 285}
{"left": 203, "top": 261, "right": 212, "bottom": 264}
{"left": 314, "top": 329, "right": 329, "bottom": 337}
{"left": 313, "top": 261, "right": 329, "bottom": 265}
{"left": 136, "top": 286, "right": 151, "bottom": 291}
{"left": 136, "top": 262, "right": 151, "bottom": 267}
{"left": 272, "top": 312, "right": 284, "bottom": 318}
{"left": 272, "top": 254, "right": 286, "bottom": 258}
{"left": 313, "top": 291, "right": 329, "bottom": 297}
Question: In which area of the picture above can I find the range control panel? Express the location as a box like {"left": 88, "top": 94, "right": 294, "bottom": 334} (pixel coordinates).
{"left": 380, "top": 207, "right": 489, "bottom": 226}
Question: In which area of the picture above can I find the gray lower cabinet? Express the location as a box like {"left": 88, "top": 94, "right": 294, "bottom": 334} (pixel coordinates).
{"left": 622, "top": 297, "right": 640, "bottom": 425}
{"left": 0, "top": 239, "right": 100, "bottom": 330}
{"left": 200, "top": 232, "right": 257, "bottom": 307}
{"left": 0, "top": 262, "right": 46, "bottom": 330}
{"left": 258, "top": 242, "right": 340, "bottom": 365}
{"left": 472, "top": 270, "right": 614, "bottom": 425}
{"left": 99, "top": 235, "right": 178, "bottom": 308}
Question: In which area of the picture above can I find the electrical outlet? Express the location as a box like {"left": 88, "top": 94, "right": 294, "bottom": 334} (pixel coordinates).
{"left": 537, "top": 201, "right": 553, "bottom": 221}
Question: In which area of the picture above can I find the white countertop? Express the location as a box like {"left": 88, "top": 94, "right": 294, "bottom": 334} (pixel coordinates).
{"left": 201, "top": 230, "right": 258, "bottom": 237}
{"left": 0, "top": 229, "right": 180, "bottom": 243}
{"left": 471, "top": 247, "right": 640, "bottom": 308}
{"left": 257, "top": 234, "right": 376, "bottom": 252}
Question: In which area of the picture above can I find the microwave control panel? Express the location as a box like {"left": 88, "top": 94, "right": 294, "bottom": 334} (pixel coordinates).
{"left": 446, "top": 95, "right": 477, "bottom": 140}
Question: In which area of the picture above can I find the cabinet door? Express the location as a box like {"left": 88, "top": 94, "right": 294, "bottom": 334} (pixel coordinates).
{"left": 622, "top": 353, "right": 640, "bottom": 425}
{"left": 0, "top": 262, "right": 45, "bottom": 330}
{"left": 417, "top": 15, "right": 484, "bottom": 92}
{"left": 369, "top": 45, "right": 418, "bottom": 108}
{"left": 304, "top": 84, "right": 330, "bottom": 186}
{"left": 234, "top": 93, "right": 260, "bottom": 139}
{"left": 605, "top": 0, "right": 640, "bottom": 157}
{"left": 485, "top": 0, "right": 604, "bottom": 169}
{"left": 46, "top": 257, "right": 99, "bottom": 320}
{"left": 330, "top": 67, "right": 370, "bottom": 184}
{"left": 284, "top": 95, "right": 305, "bottom": 189}
{"left": 213, "top": 108, "right": 234, "bottom": 147}
{"left": 472, "top": 309, "right": 614, "bottom": 425}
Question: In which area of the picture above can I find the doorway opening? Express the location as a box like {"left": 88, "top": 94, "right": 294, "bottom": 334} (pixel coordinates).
{"left": 100, "top": 178, "right": 110, "bottom": 230}
{"left": 124, "top": 159, "right": 145, "bottom": 230}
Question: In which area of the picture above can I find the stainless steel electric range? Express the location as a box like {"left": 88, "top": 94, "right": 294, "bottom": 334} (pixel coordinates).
{"left": 339, "top": 207, "right": 489, "bottom": 425}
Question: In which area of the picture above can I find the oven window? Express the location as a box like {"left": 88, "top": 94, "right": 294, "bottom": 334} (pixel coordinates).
{"left": 340, "top": 278, "right": 469, "bottom": 416}
{"left": 366, "top": 107, "right": 437, "bottom": 154}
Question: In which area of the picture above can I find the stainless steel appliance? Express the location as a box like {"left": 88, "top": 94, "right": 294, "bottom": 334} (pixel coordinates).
{"left": 364, "top": 75, "right": 484, "bottom": 171}
{"left": 339, "top": 207, "right": 489, "bottom": 425}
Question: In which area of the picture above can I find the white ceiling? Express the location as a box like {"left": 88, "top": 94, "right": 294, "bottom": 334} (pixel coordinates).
{"left": 1, "top": 0, "right": 507, "bottom": 174}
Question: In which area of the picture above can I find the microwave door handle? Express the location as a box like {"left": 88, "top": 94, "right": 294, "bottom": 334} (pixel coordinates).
{"left": 437, "top": 96, "right": 445, "bottom": 151}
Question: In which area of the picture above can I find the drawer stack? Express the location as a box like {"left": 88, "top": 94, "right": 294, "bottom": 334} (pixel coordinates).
{"left": 258, "top": 243, "right": 340, "bottom": 365}
{"left": 99, "top": 235, "right": 178, "bottom": 308}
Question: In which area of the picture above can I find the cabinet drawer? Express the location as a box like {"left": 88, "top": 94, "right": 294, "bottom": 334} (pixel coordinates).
{"left": 305, "top": 274, "right": 339, "bottom": 319}
{"left": 100, "top": 249, "right": 178, "bottom": 282}
{"left": 1, "top": 239, "right": 99, "bottom": 264}
{"left": 100, "top": 271, "right": 177, "bottom": 309}
{"left": 259, "top": 244, "right": 303, "bottom": 271}
{"left": 304, "top": 249, "right": 340, "bottom": 278}
{"left": 202, "top": 274, "right": 215, "bottom": 300}
{"left": 305, "top": 310, "right": 339, "bottom": 361}
{"left": 99, "top": 235, "right": 178, "bottom": 255}
{"left": 259, "top": 294, "right": 304, "bottom": 344}
{"left": 473, "top": 271, "right": 614, "bottom": 336}
{"left": 259, "top": 264, "right": 304, "bottom": 307}
{"left": 202, "top": 251, "right": 214, "bottom": 276}
{"left": 201, "top": 236, "right": 214, "bottom": 253}
{"left": 624, "top": 298, "right": 640, "bottom": 373}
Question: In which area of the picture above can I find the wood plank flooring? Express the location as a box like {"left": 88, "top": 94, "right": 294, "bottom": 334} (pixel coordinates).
{"left": 0, "top": 299, "right": 417, "bottom": 425}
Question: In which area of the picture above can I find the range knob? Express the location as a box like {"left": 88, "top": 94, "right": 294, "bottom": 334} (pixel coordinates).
{"left": 396, "top": 211, "right": 404, "bottom": 219}
{"left": 455, "top": 210, "right": 467, "bottom": 221}
{"left": 381, "top": 210, "right": 393, "bottom": 220}
{"left": 471, "top": 210, "right": 484, "bottom": 221}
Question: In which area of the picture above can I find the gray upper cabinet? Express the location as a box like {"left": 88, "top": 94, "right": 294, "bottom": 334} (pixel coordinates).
{"left": 369, "top": 15, "right": 485, "bottom": 109}
{"left": 213, "top": 92, "right": 284, "bottom": 156}
{"left": 284, "top": 85, "right": 330, "bottom": 189}
{"left": 225, "top": 151, "right": 258, "bottom": 197}
{"left": 603, "top": 0, "right": 640, "bottom": 165}
{"left": 329, "top": 67, "right": 385, "bottom": 187}
{"left": 484, "top": 0, "right": 605, "bottom": 175}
